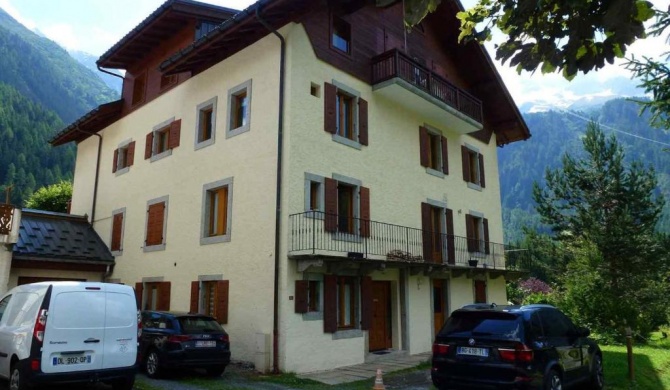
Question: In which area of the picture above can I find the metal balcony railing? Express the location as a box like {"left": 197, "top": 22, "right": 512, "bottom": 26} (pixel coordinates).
{"left": 371, "top": 49, "right": 483, "bottom": 124}
{"left": 0, "top": 204, "right": 15, "bottom": 235}
{"left": 288, "top": 211, "right": 530, "bottom": 272}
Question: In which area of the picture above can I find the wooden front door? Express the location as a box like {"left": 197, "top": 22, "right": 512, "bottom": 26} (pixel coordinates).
{"left": 433, "top": 279, "right": 447, "bottom": 335}
{"left": 474, "top": 280, "right": 487, "bottom": 303}
{"left": 369, "top": 281, "right": 392, "bottom": 351}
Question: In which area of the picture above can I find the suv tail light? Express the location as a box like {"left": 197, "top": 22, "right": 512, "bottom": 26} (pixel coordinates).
{"left": 218, "top": 334, "right": 229, "bottom": 343}
{"left": 499, "top": 343, "right": 533, "bottom": 363}
{"left": 33, "top": 309, "right": 48, "bottom": 343}
{"left": 432, "top": 343, "right": 450, "bottom": 355}
{"left": 167, "top": 335, "right": 191, "bottom": 343}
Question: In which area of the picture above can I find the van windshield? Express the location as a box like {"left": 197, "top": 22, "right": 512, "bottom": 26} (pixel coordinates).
{"left": 178, "top": 317, "right": 223, "bottom": 334}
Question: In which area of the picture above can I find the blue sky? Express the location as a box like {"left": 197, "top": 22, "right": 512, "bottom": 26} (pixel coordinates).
{"left": 2, "top": 0, "right": 667, "bottom": 109}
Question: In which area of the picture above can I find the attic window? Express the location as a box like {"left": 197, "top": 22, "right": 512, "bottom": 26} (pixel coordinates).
{"left": 132, "top": 72, "right": 147, "bottom": 106}
{"left": 196, "top": 20, "right": 219, "bottom": 41}
{"left": 160, "top": 74, "right": 177, "bottom": 90}
{"left": 331, "top": 16, "right": 351, "bottom": 54}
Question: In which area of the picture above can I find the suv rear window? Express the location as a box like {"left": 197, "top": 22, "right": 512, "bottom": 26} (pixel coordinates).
{"left": 178, "top": 317, "right": 224, "bottom": 334}
{"left": 442, "top": 311, "right": 521, "bottom": 339}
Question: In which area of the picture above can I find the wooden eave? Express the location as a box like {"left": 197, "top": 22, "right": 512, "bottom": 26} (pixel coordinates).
{"left": 160, "top": 0, "right": 311, "bottom": 76}
{"left": 97, "top": 0, "right": 237, "bottom": 69}
{"left": 49, "top": 100, "right": 123, "bottom": 146}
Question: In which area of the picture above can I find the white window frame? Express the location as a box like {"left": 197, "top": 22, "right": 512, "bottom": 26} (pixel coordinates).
{"left": 195, "top": 97, "right": 218, "bottom": 150}
{"left": 144, "top": 195, "right": 169, "bottom": 252}
{"left": 226, "top": 80, "right": 252, "bottom": 138}
{"left": 115, "top": 139, "right": 133, "bottom": 176}
{"left": 151, "top": 117, "right": 175, "bottom": 162}
{"left": 200, "top": 177, "right": 234, "bottom": 245}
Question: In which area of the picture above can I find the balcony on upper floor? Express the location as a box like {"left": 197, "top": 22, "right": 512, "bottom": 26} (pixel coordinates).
{"left": 372, "top": 49, "right": 483, "bottom": 134}
{"left": 288, "top": 211, "right": 530, "bottom": 276}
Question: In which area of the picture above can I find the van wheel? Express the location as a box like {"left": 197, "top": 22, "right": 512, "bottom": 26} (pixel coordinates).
{"left": 111, "top": 376, "right": 135, "bottom": 390}
{"left": 544, "top": 369, "right": 562, "bottom": 390}
{"left": 145, "top": 350, "right": 162, "bottom": 378}
{"left": 206, "top": 365, "right": 226, "bottom": 377}
{"left": 9, "top": 362, "right": 29, "bottom": 390}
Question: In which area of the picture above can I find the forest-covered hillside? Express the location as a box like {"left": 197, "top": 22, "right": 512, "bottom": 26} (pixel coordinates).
{"left": 500, "top": 99, "right": 670, "bottom": 242}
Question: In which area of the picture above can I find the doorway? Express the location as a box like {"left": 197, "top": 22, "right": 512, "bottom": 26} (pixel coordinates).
{"left": 369, "top": 281, "right": 392, "bottom": 351}
{"left": 433, "top": 279, "right": 448, "bottom": 335}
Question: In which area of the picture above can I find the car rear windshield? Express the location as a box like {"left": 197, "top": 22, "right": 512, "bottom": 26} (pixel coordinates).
{"left": 178, "top": 317, "right": 224, "bottom": 334}
{"left": 442, "top": 311, "right": 521, "bottom": 339}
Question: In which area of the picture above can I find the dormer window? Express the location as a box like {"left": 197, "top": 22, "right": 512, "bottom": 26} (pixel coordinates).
{"left": 331, "top": 16, "right": 351, "bottom": 54}
{"left": 196, "top": 20, "right": 219, "bottom": 40}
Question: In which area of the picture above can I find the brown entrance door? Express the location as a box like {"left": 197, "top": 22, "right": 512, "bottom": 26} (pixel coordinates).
{"left": 369, "top": 281, "right": 392, "bottom": 351}
{"left": 433, "top": 279, "right": 446, "bottom": 335}
{"left": 474, "top": 280, "right": 487, "bottom": 303}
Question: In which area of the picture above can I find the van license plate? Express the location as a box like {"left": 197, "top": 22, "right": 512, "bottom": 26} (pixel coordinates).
{"left": 195, "top": 341, "right": 216, "bottom": 348}
{"left": 457, "top": 347, "right": 489, "bottom": 357}
{"left": 53, "top": 355, "right": 92, "bottom": 365}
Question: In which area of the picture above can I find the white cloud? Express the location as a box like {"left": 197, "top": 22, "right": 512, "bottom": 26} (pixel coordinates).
{"left": 40, "top": 23, "right": 79, "bottom": 50}
{"left": 0, "top": 0, "right": 36, "bottom": 29}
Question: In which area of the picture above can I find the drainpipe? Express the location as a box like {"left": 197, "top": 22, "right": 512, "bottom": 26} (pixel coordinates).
{"left": 73, "top": 127, "right": 103, "bottom": 225}
{"left": 255, "top": 5, "right": 285, "bottom": 375}
{"left": 97, "top": 65, "right": 124, "bottom": 80}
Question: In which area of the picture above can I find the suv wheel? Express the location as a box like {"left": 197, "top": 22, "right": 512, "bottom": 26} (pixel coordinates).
{"left": 544, "top": 369, "right": 562, "bottom": 390}
{"left": 9, "top": 362, "right": 28, "bottom": 390}
{"left": 145, "top": 350, "right": 162, "bottom": 378}
{"left": 206, "top": 365, "right": 226, "bottom": 377}
{"left": 590, "top": 354, "right": 604, "bottom": 389}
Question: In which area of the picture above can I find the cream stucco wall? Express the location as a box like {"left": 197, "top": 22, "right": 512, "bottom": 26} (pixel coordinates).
{"left": 8, "top": 269, "right": 103, "bottom": 288}
{"left": 72, "top": 31, "right": 283, "bottom": 364}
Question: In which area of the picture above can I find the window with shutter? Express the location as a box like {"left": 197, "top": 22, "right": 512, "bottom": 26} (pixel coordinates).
{"left": 466, "top": 213, "right": 486, "bottom": 253}
{"left": 148, "top": 118, "right": 181, "bottom": 161}
{"left": 325, "top": 82, "right": 368, "bottom": 148}
{"left": 132, "top": 72, "right": 146, "bottom": 106}
{"left": 324, "top": 176, "right": 368, "bottom": 236}
{"left": 144, "top": 196, "right": 168, "bottom": 252}
{"left": 110, "top": 208, "right": 125, "bottom": 253}
{"left": 462, "top": 145, "right": 485, "bottom": 188}
{"left": 114, "top": 140, "right": 135, "bottom": 175}
{"left": 141, "top": 281, "right": 170, "bottom": 311}
{"left": 420, "top": 126, "right": 448, "bottom": 176}
{"left": 422, "top": 201, "right": 448, "bottom": 263}
{"left": 201, "top": 178, "right": 234, "bottom": 245}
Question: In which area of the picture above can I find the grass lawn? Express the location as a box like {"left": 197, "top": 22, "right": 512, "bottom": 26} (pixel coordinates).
{"left": 602, "top": 332, "right": 670, "bottom": 390}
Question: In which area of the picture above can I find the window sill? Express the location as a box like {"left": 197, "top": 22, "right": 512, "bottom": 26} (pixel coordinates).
{"left": 115, "top": 166, "right": 130, "bottom": 177}
{"left": 226, "top": 123, "right": 250, "bottom": 139}
{"left": 150, "top": 149, "right": 172, "bottom": 163}
{"left": 194, "top": 138, "right": 215, "bottom": 151}
{"left": 332, "top": 134, "right": 362, "bottom": 150}
{"left": 467, "top": 182, "right": 483, "bottom": 191}
{"left": 302, "top": 311, "right": 323, "bottom": 321}
{"left": 332, "top": 328, "right": 364, "bottom": 340}
{"left": 200, "top": 234, "right": 231, "bottom": 246}
{"left": 143, "top": 243, "right": 166, "bottom": 253}
{"left": 111, "top": 249, "right": 123, "bottom": 256}
{"left": 426, "top": 168, "right": 445, "bottom": 178}
{"left": 332, "top": 232, "right": 362, "bottom": 243}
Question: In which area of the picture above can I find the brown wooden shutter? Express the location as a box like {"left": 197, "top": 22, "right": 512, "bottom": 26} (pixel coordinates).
{"left": 445, "top": 208, "right": 455, "bottom": 265}
{"left": 127, "top": 141, "right": 136, "bottom": 167}
{"left": 360, "top": 276, "right": 372, "bottom": 330}
{"left": 112, "top": 149, "right": 118, "bottom": 173}
{"left": 156, "top": 282, "right": 171, "bottom": 311}
{"left": 360, "top": 186, "right": 370, "bottom": 237}
{"left": 111, "top": 213, "right": 123, "bottom": 252}
{"left": 441, "top": 136, "right": 449, "bottom": 174}
{"left": 324, "top": 83, "right": 337, "bottom": 134}
{"left": 419, "top": 127, "right": 429, "bottom": 167}
{"left": 461, "top": 145, "right": 470, "bottom": 182}
{"left": 190, "top": 281, "right": 199, "bottom": 313}
{"left": 466, "top": 214, "right": 475, "bottom": 252}
{"left": 145, "top": 132, "right": 153, "bottom": 159}
{"left": 474, "top": 280, "right": 486, "bottom": 303}
{"left": 216, "top": 280, "right": 229, "bottom": 324}
{"left": 358, "top": 98, "right": 368, "bottom": 145}
{"left": 323, "top": 275, "right": 337, "bottom": 333}
{"left": 324, "top": 178, "right": 338, "bottom": 232}
{"left": 169, "top": 119, "right": 181, "bottom": 149}
{"left": 483, "top": 218, "right": 490, "bottom": 254}
{"left": 421, "top": 202, "right": 433, "bottom": 262}
{"left": 146, "top": 202, "right": 165, "bottom": 246}
{"left": 479, "top": 153, "right": 486, "bottom": 188}
{"left": 295, "top": 280, "right": 308, "bottom": 314}
{"left": 134, "top": 282, "right": 143, "bottom": 309}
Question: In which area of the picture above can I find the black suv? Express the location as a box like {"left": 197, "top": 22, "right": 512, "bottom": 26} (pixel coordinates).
{"left": 431, "top": 304, "right": 603, "bottom": 390}
{"left": 140, "top": 311, "right": 231, "bottom": 378}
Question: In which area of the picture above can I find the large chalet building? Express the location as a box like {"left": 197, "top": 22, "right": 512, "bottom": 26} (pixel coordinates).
{"left": 49, "top": 0, "right": 531, "bottom": 373}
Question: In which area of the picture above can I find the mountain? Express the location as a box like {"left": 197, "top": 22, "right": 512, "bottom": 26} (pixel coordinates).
{"left": 500, "top": 98, "right": 670, "bottom": 242}
{"left": 0, "top": 7, "right": 118, "bottom": 205}
{"left": 69, "top": 50, "right": 123, "bottom": 93}
{"left": 0, "top": 7, "right": 118, "bottom": 124}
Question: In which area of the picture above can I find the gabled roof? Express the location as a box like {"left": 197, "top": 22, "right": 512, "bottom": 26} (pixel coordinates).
{"left": 49, "top": 99, "right": 123, "bottom": 146}
{"left": 97, "top": 0, "right": 238, "bottom": 69}
{"left": 13, "top": 209, "right": 114, "bottom": 265}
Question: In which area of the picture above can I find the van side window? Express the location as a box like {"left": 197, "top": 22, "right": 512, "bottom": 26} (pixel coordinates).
{"left": 0, "top": 295, "right": 12, "bottom": 322}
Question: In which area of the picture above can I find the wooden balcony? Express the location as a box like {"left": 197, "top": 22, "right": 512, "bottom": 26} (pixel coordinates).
{"left": 288, "top": 212, "right": 530, "bottom": 275}
{"left": 372, "top": 49, "right": 483, "bottom": 134}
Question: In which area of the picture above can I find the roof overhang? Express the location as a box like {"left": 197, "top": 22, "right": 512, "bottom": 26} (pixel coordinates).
{"left": 160, "top": 0, "right": 311, "bottom": 75}
{"left": 97, "top": 0, "right": 238, "bottom": 69}
{"left": 49, "top": 100, "right": 123, "bottom": 146}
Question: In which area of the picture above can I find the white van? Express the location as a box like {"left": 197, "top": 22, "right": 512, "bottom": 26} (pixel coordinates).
{"left": 0, "top": 282, "right": 139, "bottom": 390}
